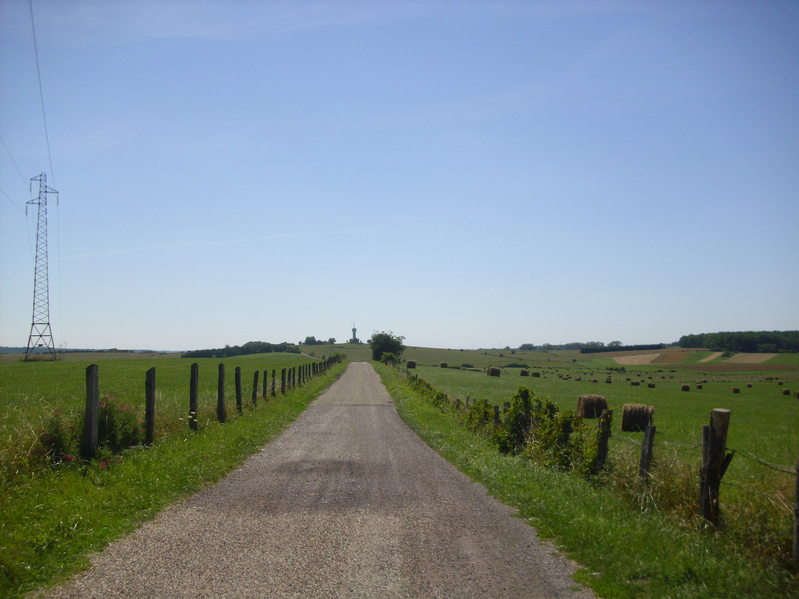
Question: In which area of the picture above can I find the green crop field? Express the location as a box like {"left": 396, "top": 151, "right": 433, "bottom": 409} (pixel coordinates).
{"left": 0, "top": 351, "right": 318, "bottom": 483}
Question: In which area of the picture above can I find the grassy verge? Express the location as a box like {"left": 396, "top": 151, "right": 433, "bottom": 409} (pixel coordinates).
{"left": 0, "top": 361, "right": 347, "bottom": 598}
{"left": 374, "top": 362, "right": 798, "bottom": 598}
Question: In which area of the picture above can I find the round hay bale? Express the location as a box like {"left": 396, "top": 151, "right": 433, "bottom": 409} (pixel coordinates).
{"left": 605, "top": 378, "right": 612, "bottom": 384}
{"left": 406, "top": 360, "right": 416, "bottom": 369}
{"left": 696, "top": 384, "right": 703, "bottom": 390}
{"left": 520, "top": 369, "right": 529, "bottom": 376}
{"left": 681, "top": 384, "right": 690, "bottom": 392}
{"left": 621, "top": 403, "right": 655, "bottom": 432}
{"left": 532, "top": 372, "right": 541, "bottom": 378}
{"left": 732, "top": 387, "right": 740, "bottom": 394}
{"left": 746, "top": 383, "right": 752, "bottom": 388}
{"left": 440, "top": 362, "right": 448, "bottom": 368}
{"left": 783, "top": 389, "right": 791, "bottom": 396}
{"left": 487, "top": 366, "right": 501, "bottom": 377}
{"left": 576, "top": 394, "right": 608, "bottom": 419}
{"left": 631, "top": 381, "right": 640, "bottom": 387}
{"left": 647, "top": 382, "right": 656, "bottom": 389}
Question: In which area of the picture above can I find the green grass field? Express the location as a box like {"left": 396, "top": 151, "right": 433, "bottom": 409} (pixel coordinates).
{"left": 0, "top": 351, "right": 320, "bottom": 483}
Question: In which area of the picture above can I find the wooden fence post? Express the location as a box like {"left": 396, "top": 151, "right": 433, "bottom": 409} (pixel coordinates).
{"left": 794, "top": 459, "right": 799, "bottom": 567}
{"left": 700, "top": 408, "right": 733, "bottom": 525}
{"left": 145, "top": 367, "right": 156, "bottom": 445}
{"left": 591, "top": 409, "right": 613, "bottom": 474}
{"left": 217, "top": 363, "right": 227, "bottom": 423}
{"left": 281, "top": 368, "right": 286, "bottom": 394}
{"left": 252, "top": 370, "right": 259, "bottom": 406}
{"left": 262, "top": 369, "right": 268, "bottom": 400}
{"left": 81, "top": 364, "right": 99, "bottom": 459}
{"left": 189, "top": 362, "right": 199, "bottom": 431}
{"left": 235, "top": 366, "right": 243, "bottom": 413}
{"left": 639, "top": 425, "right": 656, "bottom": 483}
{"left": 271, "top": 369, "right": 276, "bottom": 397}
{"left": 492, "top": 405, "right": 500, "bottom": 426}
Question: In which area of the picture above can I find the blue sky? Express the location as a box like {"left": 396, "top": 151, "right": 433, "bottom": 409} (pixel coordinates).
{"left": 1, "top": 1, "right": 797, "bottom": 351}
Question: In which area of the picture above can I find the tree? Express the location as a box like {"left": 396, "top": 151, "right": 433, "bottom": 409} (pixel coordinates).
{"left": 608, "top": 340, "right": 623, "bottom": 348}
{"left": 369, "top": 331, "right": 405, "bottom": 361}
{"left": 327, "top": 337, "right": 336, "bottom": 344}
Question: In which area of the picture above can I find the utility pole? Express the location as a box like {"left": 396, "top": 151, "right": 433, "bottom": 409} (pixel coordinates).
{"left": 25, "top": 172, "right": 58, "bottom": 361}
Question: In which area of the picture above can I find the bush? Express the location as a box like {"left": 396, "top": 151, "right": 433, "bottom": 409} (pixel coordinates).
{"left": 463, "top": 399, "right": 493, "bottom": 431}
{"left": 36, "top": 411, "right": 78, "bottom": 465}
{"left": 381, "top": 352, "right": 399, "bottom": 365}
{"left": 97, "top": 399, "right": 141, "bottom": 453}
{"left": 523, "top": 402, "right": 588, "bottom": 471}
{"left": 496, "top": 387, "right": 535, "bottom": 454}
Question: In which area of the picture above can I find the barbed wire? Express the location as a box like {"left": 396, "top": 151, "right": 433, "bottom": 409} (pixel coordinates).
{"left": 611, "top": 435, "right": 701, "bottom": 451}
{"left": 611, "top": 435, "right": 641, "bottom": 446}
{"left": 661, "top": 440, "right": 702, "bottom": 450}
{"left": 727, "top": 448, "right": 795, "bottom": 475}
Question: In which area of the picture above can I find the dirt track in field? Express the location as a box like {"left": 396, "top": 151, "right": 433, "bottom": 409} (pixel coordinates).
{"left": 44, "top": 362, "right": 592, "bottom": 599}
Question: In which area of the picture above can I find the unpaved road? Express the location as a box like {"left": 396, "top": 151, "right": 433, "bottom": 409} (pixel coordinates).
{"left": 45, "top": 362, "right": 593, "bottom": 599}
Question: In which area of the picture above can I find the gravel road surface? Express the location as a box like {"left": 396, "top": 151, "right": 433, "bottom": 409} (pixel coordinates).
{"left": 45, "top": 362, "right": 593, "bottom": 599}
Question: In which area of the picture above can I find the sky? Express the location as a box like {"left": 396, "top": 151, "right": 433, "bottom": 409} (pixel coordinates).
{"left": 1, "top": 0, "right": 797, "bottom": 351}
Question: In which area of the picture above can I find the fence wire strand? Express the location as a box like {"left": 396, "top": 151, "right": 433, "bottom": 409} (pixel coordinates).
{"left": 727, "top": 448, "right": 796, "bottom": 475}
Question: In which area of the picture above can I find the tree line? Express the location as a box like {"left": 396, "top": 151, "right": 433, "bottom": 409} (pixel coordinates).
{"left": 678, "top": 331, "right": 799, "bottom": 353}
{"left": 182, "top": 341, "right": 300, "bottom": 359}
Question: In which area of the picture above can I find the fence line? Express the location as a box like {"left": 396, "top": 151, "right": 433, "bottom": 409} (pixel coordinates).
{"left": 78, "top": 355, "right": 343, "bottom": 461}
{"left": 402, "top": 366, "right": 799, "bottom": 565}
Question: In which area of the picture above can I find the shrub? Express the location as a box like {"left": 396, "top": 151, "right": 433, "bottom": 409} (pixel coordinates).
{"left": 496, "top": 387, "right": 535, "bottom": 454}
{"left": 523, "top": 401, "right": 588, "bottom": 471}
{"left": 36, "top": 410, "right": 78, "bottom": 465}
{"left": 97, "top": 399, "right": 141, "bottom": 453}
{"left": 381, "top": 352, "right": 399, "bottom": 365}
{"left": 463, "top": 398, "right": 493, "bottom": 431}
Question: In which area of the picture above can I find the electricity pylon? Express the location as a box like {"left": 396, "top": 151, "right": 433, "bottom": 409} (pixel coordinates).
{"left": 25, "top": 172, "right": 58, "bottom": 360}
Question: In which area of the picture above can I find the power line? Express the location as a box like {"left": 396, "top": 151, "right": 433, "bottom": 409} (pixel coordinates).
{"left": 0, "top": 186, "right": 27, "bottom": 215}
{"left": 28, "top": 0, "right": 55, "bottom": 184}
{"left": 0, "top": 132, "right": 29, "bottom": 188}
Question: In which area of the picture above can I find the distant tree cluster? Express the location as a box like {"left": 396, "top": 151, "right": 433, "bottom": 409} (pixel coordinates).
{"left": 580, "top": 344, "right": 665, "bottom": 354}
{"left": 369, "top": 331, "right": 405, "bottom": 361}
{"left": 301, "top": 336, "right": 336, "bottom": 346}
{"left": 678, "top": 331, "right": 799, "bottom": 353}
{"left": 182, "top": 340, "right": 299, "bottom": 359}
{"left": 518, "top": 341, "right": 620, "bottom": 351}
